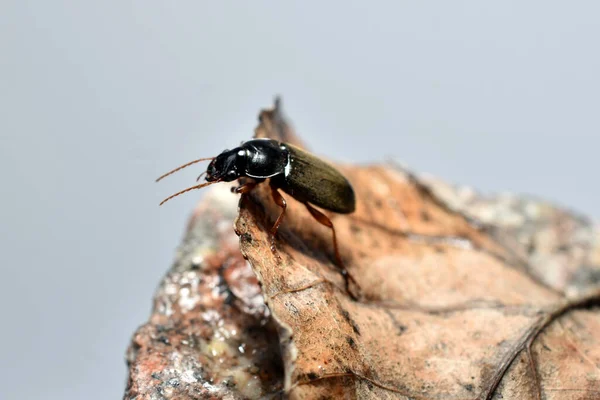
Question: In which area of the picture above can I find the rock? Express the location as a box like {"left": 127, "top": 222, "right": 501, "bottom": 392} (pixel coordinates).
{"left": 124, "top": 186, "right": 284, "bottom": 400}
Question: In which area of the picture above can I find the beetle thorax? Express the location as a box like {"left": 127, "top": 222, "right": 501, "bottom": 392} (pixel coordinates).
{"left": 242, "top": 139, "right": 289, "bottom": 179}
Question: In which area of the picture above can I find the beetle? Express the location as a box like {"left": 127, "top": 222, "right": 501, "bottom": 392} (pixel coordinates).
{"left": 156, "top": 138, "right": 358, "bottom": 299}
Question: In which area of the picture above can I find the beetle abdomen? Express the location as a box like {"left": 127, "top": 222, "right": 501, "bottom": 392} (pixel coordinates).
{"left": 278, "top": 144, "right": 356, "bottom": 214}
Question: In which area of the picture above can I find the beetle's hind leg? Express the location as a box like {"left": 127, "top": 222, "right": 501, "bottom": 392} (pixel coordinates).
{"left": 269, "top": 186, "right": 287, "bottom": 253}
{"left": 304, "top": 203, "right": 360, "bottom": 301}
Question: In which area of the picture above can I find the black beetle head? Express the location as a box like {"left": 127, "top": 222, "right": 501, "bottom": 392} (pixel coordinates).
{"left": 206, "top": 148, "right": 247, "bottom": 182}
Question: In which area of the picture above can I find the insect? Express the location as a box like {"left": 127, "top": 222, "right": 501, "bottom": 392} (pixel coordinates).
{"left": 156, "top": 138, "right": 359, "bottom": 299}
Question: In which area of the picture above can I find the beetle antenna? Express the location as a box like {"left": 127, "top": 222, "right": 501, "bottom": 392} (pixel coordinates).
{"left": 196, "top": 170, "right": 207, "bottom": 182}
{"left": 155, "top": 157, "right": 214, "bottom": 182}
{"left": 159, "top": 181, "right": 220, "bottom": 206}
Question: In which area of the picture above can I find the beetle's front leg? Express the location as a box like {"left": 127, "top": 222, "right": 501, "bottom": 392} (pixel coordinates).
{"left": 231, "top": 181, "right": 257, "bottom": 194}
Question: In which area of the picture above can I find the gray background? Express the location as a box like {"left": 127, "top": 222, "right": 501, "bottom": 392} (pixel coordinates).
{"left": 1, "top": 1, "right": 598, "bottom": 399}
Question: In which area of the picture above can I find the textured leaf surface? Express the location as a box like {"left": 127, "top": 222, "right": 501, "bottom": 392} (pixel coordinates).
{"left": 126, "top": 100, "right": 600, "bottom": 400}
{"left": 234, "top": 102, "right": 600, "bottom": 399}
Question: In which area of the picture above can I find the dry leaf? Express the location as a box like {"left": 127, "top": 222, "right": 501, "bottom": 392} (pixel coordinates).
{"left": 234, "top": 101, "right": 600, "bottom": 399}
{"left": 126, "top": 99, "right": 600, "bottom": 400}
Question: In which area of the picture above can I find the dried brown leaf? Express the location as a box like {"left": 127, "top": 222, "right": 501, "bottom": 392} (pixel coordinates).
{"left": 235, "top": 101, "right": 600, "bottom": 400}
{"left": 126, "top": 99, "right": 600, "bottom": 400}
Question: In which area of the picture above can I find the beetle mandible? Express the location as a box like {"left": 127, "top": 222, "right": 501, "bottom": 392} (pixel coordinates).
{"left": 157, "top": 138, "right": 358, "bottom": 299}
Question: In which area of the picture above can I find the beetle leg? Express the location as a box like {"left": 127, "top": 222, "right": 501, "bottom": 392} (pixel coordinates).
{"left": 232, "top": 181, "right": 257, "bottom": 194}
{"left": 269, "top": 188, "right": 287, "bottom": 254}
{"left": 304, "top": 202, "right": 360, "bottom": 300}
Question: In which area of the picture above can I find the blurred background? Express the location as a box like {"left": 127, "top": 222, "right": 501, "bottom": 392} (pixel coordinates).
{"left": 1, "top": 1, "right": 598, "bottom": 399}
